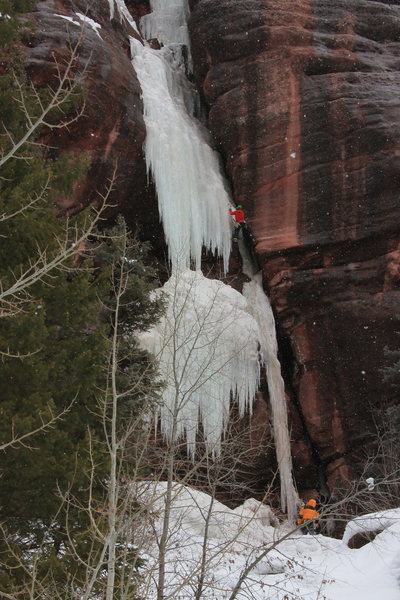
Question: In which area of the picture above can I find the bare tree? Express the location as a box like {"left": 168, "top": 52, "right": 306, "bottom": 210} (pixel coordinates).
{"left": 126, "top": 267, "right": 285, "bottom": 600}
{"left": 0, "top": 217, "right": 163, "bottom": 599}
{"left": 0, "top": 15, "right": 102, "bottom": 320}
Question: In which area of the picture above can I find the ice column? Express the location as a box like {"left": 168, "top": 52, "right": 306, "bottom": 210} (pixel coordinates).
{"left": 243, "top": 273, "right": 298, "bottom": 521}
{"left": 139, "top": 270, "right": 261, "bottom": 458}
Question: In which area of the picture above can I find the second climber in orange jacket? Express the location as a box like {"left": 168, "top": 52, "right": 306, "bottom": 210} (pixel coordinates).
{"left": 297, "top": 499, "right": 320, "bottom": 535}
{"left": 229, "top": 205, "right": 246, "bottom": 241}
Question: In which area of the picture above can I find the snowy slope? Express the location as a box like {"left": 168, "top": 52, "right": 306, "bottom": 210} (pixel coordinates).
{"left": 133, "top": 482, "right": 400, "bottom": 600}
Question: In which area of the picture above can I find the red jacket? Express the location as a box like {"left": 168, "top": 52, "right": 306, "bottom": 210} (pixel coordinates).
{"left": 229, "top": 208, "right": 246, "bottom": 223}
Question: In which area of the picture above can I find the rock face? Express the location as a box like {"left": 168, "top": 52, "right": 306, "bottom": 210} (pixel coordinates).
{"left": 26, "top": 0, "right": 164, "bottom": 252}
{"left": 188, "top": 0, "right": 400, "bottom": 493}
{"left": 20, "top": 0, "right": 400, "bottom": 498}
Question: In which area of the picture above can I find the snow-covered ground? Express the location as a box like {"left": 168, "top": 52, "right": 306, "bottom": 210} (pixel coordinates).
{"left": 133, "top": 482, "right": 400, "bottom": 600}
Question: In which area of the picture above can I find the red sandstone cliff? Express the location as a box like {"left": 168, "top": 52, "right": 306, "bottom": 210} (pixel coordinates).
{"left": 189, "top": 0, "right": 400, "bottom": 492}
{"left": 18, "top": 0, "right": 400, "bottom": 497}
{"left": 24, "top": 0, "right": 164, "bottom": 251}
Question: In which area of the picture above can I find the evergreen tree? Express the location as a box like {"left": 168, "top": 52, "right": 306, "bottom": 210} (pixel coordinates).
{"left": 0, "top": 0, "right": 105, "bottom": 522}
{"left": 96, "top": 217, "right": 164, "bottom": 420}
{"left": 0, "top": 4, "right": 163, "bottom": 596}
{"left": 0, "top": 220, "right": 163, "bottom": 596}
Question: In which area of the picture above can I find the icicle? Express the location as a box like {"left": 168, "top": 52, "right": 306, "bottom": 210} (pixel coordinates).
{"left": 243, "top": 274, "right": 298, "bottom": 521}
{"left": 131, "top": 38, "right": 232, "bottom": 272}
{"left": 139, "top": 270, "right": 261, "bottom": 458}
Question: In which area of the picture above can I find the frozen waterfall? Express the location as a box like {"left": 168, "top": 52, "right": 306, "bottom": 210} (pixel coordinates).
{"left": 139, "top": 270, "right": 261, "bottom": 458}
{"left": 116, "top": 0, "right": 298, "bottom": 519}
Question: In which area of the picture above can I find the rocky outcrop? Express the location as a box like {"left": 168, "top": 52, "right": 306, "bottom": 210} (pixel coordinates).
{"left": 189, "top": 0, "right": 400, "bottom": 493}
{"left": 25, "top": 0, "right": 164, "bottom": 251}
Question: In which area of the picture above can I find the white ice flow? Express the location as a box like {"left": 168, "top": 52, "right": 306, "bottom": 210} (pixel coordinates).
{"left": 140, "top": 0, "right": 191, "bottom": 65}
{"left": 129, "top": 0, "right": 231, "bottom": 272}
{"left": 131, "top": 37, "right": 232, "bottom": 272}
{"left": 243, "top": 273, "right": 298, "bottom": 521}
{"left": 139, "top": 270, "right": 261, "bottom": 458}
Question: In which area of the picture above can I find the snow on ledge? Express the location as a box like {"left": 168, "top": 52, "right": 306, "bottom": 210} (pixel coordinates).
{"left": 56, "top": 13, "right": 102, "bottom": 38}
{"left": 76, "top": 13, "right": 102, "bottom": 37}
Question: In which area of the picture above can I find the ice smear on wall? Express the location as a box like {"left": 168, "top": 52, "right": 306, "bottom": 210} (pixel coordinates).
{"left": 243, "top": 273, "right": 298, "bottom": 521}
{"left": 108, "top": 0, "right": 139, "bottom": 33}
{"left": 140, "top": 0, "right": 192, "bottom": 69}
{"left": 139, "top": 270, "right": 261, "bottom": 457}
{"left": 131, "top": 38, "right": 231, "bottom": 271}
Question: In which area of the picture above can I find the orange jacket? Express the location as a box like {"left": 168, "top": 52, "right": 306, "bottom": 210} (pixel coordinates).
{"left": 297, "top": 504, "right": 320, "bottom": 524}
{"left": 229, "top": 208, "right": 246, "bottom": 223}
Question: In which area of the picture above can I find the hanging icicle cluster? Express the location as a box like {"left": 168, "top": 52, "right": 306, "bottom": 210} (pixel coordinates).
{"left": 129, "top": 0, "right": 232, "bottom": 273}
{"left": 139, "top": 270, "right": 261, "bottom": 458}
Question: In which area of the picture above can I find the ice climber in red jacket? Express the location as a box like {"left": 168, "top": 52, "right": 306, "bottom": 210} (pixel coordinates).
{"left": 229, "top": 205, "right": 246, "bottom": 241}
